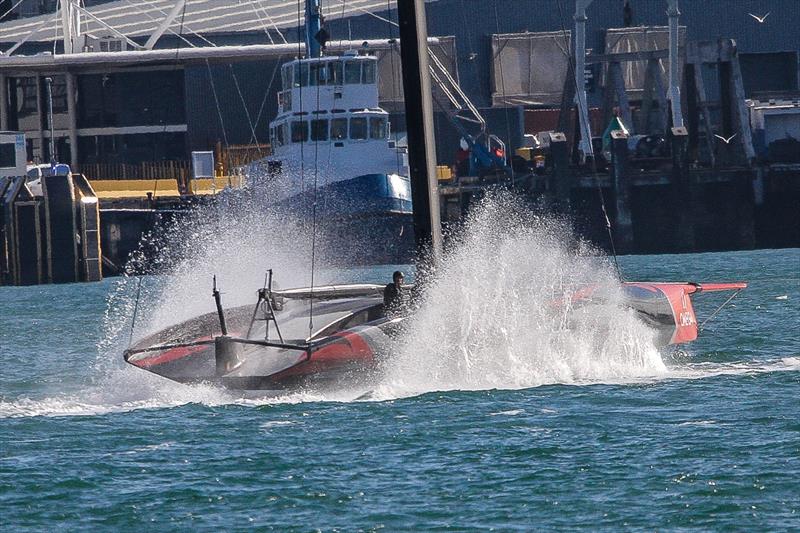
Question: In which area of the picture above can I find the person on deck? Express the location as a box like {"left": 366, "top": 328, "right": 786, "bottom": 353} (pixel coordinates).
{"left": 384, "top": 270, "right": 407, "bottom": 315}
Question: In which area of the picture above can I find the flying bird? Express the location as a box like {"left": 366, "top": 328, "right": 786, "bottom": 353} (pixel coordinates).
{"left": 714, "top": 133, "right": 738, "bottom": 144}
{"left": 748, "top": 12, "right": 770, "bottom": 23}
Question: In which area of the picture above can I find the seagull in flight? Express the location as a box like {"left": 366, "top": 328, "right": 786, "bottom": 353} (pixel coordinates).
{"left": 748, "top": 12, "right": 770, "bottom": 23}
{"left": 714, "top": 133, "right": 738, "bottom": 144}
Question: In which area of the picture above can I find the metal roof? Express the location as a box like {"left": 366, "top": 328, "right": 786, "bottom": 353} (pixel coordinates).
{"left": 0, "top": 0, "right": 403, "bottom": 46}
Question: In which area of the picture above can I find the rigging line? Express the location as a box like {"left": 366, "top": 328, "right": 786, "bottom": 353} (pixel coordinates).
{"left": 336, "top": 0, "right": 346, "bottom": 48}
{"left": 160, "top": 1, "right": 187, "bottom": 141}
{"left": 205, "top": 59, "right": 229, "bottom": 149}
{"left": 250, "top": 57, "right": 282, "bottom": 146}
{"left": 128, "top": 275, "right": 144, "bottom": 348}
{"left": 127, "top": 0, "right": 217, "bottom": 48}
{"left": 555, "top": 0, "right": 622, "bottom": 279}
{"left": 52, "top": 3, "right": 58, "bottom": 55}
{"left": 296, "top": 0, "right": 305, "bottom": 195}
{"left": 119, "top": 0, "right": 198, "bottom": 48}
{"left": 248, "top": 0, "right": 275, "bottom": 44}
{"left": 0, "top": 0, "right": 27, "bottom": 23}
{"left": 386, "top": 0, "right": 402, "bottom": 174}
{"left": 492, "top": 2, "right": 515, "bottom": 187}
{"left": 255, "top": 0, "right": 289, "bottom": 44}
{"left": 229, "top": 64, "right": 263, "bottom": 156}
{"left": 699, "top": 289, "right": 744, "bottom": 331}
{"left": 308, "top": 49, "right": 323, "bottom": 338}
{"left": 339, "top": 0, "right": 397, "bottom": 27}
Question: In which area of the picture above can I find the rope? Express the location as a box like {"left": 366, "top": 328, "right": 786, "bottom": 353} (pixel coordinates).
{"left": 255, "top": 0, "right": 289, "bottom": 44}
{"left": 249, "top": 58, "right": 282, "bottom": 146}
{"left": 699, "top": 288, "right": 744, "bottom": 331}
{"left": 119, "top": 0, "right": 209, "bottom": 48}
{"left": 205, "top": 59, "right": 229, "bottom": 149}
{"left": 248, "top": 0, "right": 275, "bottom": 44}
{"left": 385, "top": 0, "right": 403, "bottom": 174}
{"left": 0, "top": 0, "right": 26, "bottom": 23}
{"left": 555, "top": 0, "right": 623, "bottom": 279}
{"left": 128, "top": 276, "right": 144, "bottom": 348}
{"left": 229, "top": 63, "right": 262, "bottom": 156}
{"left": 492, "top": 2, "right": 515, "bottom": 186}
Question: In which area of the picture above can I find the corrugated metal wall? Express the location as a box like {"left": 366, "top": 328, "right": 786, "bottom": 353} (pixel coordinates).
{"left": 327, "top": 0, "right": 800, "bottom": 108}
{"left": 13, "top": 0, "right": 791, "bottom": 158}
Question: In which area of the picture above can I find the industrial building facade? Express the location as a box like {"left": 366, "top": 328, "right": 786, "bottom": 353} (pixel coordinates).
{"left": 0, "top": 0, "right": 797, "bottom": 173}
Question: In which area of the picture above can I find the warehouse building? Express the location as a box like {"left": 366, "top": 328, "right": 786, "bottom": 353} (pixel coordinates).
{"left": 0, "top": 0, "right": 796, "bottom": 173}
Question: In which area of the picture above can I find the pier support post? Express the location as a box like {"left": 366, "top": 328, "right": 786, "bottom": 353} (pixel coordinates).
{"left": 574, "top": 0, "right": 594, "bottom": 162}
{"left": 35, "top": 75, "right": 45, "bottom": 162}
{"left": 610, "top": 129, "right": 634, "bottom": 253}
{"left": 670, "top": 126, "right": 695, "bottom": 251}
{"left": 66, "top": 72, "right": 79, "bottom": 170}
{"left": 0, "top": 75, "right": 8, "bottom": 131}
{"left": 547, "top": 132, "right": 571, "bottom": 210}
{"left": 666, "top": 0, "right": 684, "bottom": 128}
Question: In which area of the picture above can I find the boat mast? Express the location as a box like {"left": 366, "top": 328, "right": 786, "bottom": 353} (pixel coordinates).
{"left": 397, "top": 0, "right": 443, "bottom": 264}
{"left": 305, "top": 0, "right": 323, "bottom": 58}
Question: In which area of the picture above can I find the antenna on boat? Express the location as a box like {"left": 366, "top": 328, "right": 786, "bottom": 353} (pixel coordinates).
{"left": 212, "top": 275, "right": 228, "bottom": 336}
{"left": 127, "top": 276, "right": 144, "bottom": 348}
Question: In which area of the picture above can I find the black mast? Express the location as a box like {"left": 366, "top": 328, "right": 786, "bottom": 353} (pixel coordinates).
{"left": 397, "top": 0, "right": 442, "bottom": 263}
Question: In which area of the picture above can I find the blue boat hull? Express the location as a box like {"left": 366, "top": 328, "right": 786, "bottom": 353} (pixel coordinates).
{"left": 282, "top": 173, "right": 415, "bottom": 265}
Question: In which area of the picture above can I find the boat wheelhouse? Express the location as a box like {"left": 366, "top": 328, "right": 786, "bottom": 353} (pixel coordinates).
{"left": 267, "top": 51, "right": 407, "bottom": 185}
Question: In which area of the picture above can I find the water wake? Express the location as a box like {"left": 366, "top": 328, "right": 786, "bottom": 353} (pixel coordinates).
{"left": 7, "top": 193, "right": 796, "bottom": 418}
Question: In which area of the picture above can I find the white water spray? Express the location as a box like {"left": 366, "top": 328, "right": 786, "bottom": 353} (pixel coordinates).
{"left": 376, "top": 193, "right": 667, "bottom": 397}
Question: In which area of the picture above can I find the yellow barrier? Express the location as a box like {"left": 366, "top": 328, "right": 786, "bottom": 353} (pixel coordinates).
{"left": 190, "top": 176, "right": 244, "bottom": 195}
{"left": 436, "top": 165, "right": 453, "bottom": 181}
{"left": 90, "top": 179, "right": 181, "bottom": 199}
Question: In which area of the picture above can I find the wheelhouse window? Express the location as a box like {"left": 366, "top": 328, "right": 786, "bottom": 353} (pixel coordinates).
{"left": 362, "top": 61, "right": 376, "bottom": 84}
{"left": 311, "top": 119, "right": 328, "bottom": 141}
{"left": 369, "top": 116, "right": 387, "bottom": 140}
{"left": 330, "top": 118, "right": 347, "bottom": 140}
{"left": 281, "top": 65, "right": 293, "bottom": 90}
{"left": 328, "top": 61, "right": 343, "bottom": 86}
{"left": 295, "top": 63, "right": 309, "bottom": 87}
{"left": 344, "top": 61, "right": 361, "bottom": 84}
{"left": 350, "top": 117, "right": 367, "bottom": 140}
{"left": 309, "top": 62, "right": 325, "bottom": 86}
{"left": 291, "top": 121, "right": 308, "bottom": 142}
{"left": 276, "top": 123, "right": 286, "bottom": 146}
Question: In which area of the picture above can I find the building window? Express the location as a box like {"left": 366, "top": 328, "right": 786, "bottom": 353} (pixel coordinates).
{"left": 291, "top": 121, "right": 308, "bottom": 143}
{"left": 344, "top": 61, "right": 361, "bottom": 84}
{"left": 18, "top": 77, "right": 38, "bottom": 114}
{"left": 350, "top": 117, "right": 367, "bottom": 140}
{"left": 330, "top": 118, "right": 347, "bottom": 140}
{"left": 47, "top": 76, "right": 68, "bottom": 113}
{"left": 310, "top": 119, "right": 328, "bottom": 141}
{"left": 369, "top": 116, "right": 387, "bottom": 140}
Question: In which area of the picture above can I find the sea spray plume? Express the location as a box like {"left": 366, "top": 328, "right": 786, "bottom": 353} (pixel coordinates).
{"left": 124, "top": 186, "right": 324, "bottom": 338}
{"left": 379, "top": 192, "right": 664, "bottom": 396}
{"left": 92, "top": 181, "right": 327, "bottom": 399}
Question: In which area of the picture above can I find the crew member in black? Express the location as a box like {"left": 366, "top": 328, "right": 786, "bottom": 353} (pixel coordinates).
{"left": 383, "top": 270, "right": 406, "bottom": 314}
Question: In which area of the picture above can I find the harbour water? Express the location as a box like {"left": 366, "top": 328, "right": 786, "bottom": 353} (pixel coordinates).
{"left": 1, "top": 244, "right": 799, "bottom": 530}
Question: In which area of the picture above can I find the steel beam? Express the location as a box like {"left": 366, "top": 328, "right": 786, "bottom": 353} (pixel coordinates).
{"left": 666, "top": 0, "right": 684, "bottom": 127}
{"left": 574, "top": 0, "right": 594, "bottom": 160}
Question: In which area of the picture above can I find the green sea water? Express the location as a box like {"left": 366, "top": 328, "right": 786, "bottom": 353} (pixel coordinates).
{"left": 1, "top": 249, "right": 798, "bottom": 531}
